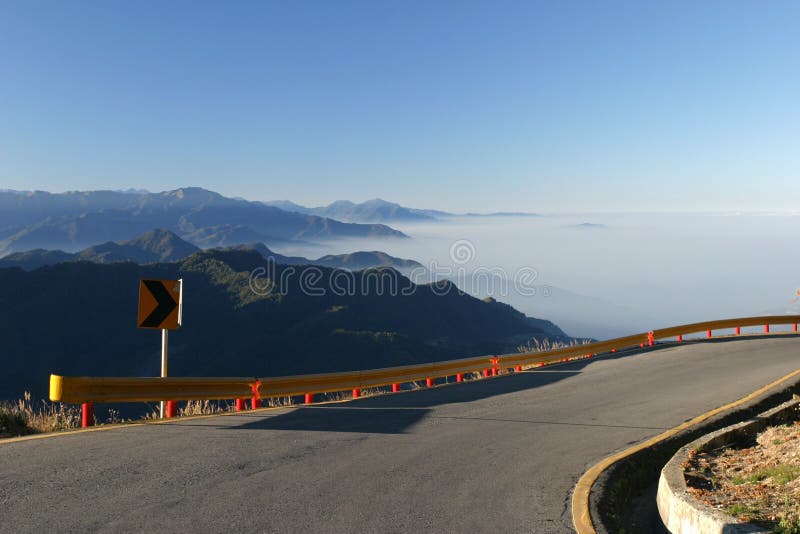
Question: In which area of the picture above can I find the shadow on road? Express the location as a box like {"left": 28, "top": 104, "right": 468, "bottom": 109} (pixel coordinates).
{"left": 227, "top": 406, "right": 432, "bottom": 434}
{"left": 228, "top": 365, "right": 588, "bottom": 434}
{"left": 215, "top": 334, "right": 800, "bottom": 435}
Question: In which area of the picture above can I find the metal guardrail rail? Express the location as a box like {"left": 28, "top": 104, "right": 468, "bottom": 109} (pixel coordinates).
{"left": 49, "top": 376, "right": 257, "bottom": 404}
{"left": 50, "top": 315, "right": 800, "bottom": 426}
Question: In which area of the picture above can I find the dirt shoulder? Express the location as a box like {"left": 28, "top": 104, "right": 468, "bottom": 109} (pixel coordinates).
{"left": 684, "top": 420, "right": 800, "bottom": 532}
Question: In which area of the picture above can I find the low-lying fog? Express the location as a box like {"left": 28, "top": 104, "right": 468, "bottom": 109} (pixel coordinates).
{"left": 272, "top": 213, "right": 800, "bottom": 340}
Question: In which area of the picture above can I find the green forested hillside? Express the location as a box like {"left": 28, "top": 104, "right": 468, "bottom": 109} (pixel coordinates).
{"left": 0, "top": 249, "right": 567, "bottom": 401}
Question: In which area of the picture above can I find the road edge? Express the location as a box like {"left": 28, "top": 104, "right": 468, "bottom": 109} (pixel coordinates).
{"left": 572, "top": 365, "right": 800, "bottom": 533}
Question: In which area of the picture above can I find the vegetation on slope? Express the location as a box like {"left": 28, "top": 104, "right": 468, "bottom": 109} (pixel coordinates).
{"left": 0, "top": 248, "right": 568, "bottom": 403}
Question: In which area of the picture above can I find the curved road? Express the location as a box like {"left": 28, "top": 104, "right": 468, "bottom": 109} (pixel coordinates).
{"left": 2, "top": 337, "right": 799, "bottom": 533}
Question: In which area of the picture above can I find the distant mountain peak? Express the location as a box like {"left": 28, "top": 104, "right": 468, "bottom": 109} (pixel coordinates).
{"left": 327, "top": 200, "right": 357, "bottom": 208}
{"left": 161, "top": 187, "right": 227, "bottom": 203}
{"left": 264, "top": 200, "right": 309, "bottom": 213}
{"left": 260, "top": 198, "right": 437, "bottom": 223}
{"left": 361, "top": 198, "right": 399, "bottom": 207}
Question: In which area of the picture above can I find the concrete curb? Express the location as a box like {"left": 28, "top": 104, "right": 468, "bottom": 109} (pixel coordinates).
{"left": 657, "top": 397, "right": 800, "bottom": 534}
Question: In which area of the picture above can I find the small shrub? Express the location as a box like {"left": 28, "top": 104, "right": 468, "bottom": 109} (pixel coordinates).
{"left": 0, "top": 407, "right": 29, "bottom": 436}
{"left": 728, "top": 503, "right": 758, "bottom": 518}
{"left": 776, "top": 516, "right": 800, "bottom": 534}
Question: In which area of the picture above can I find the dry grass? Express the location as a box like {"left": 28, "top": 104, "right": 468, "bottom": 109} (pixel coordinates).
{"left": 684, "top": 420, "right": 800, "bottom": 532}
{"left": 0, "top": 392, "right": 81, "bottom": 438}
{"left": 516, "top": 337, "right": 593, "bottom": 370}
{"left": 265, "top": 396, "right": 295, "bottom": 408}
{"left": 517, "top": 337, "right": 591, "bottom": 354}
{"left": 179, "top": 400, "right": 232, "bottom": 416}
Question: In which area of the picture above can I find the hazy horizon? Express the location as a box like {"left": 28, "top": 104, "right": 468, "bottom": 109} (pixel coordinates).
{"left": 4, "top": 186, "right": 800, "bottom": 216}
{"left": 269, "top": 212, "right": 800, "bottom": 339}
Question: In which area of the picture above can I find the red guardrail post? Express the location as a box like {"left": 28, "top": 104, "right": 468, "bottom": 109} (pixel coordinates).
{"left": 392, "top": 383, "right": 400, "bottom": 393}
{"left": 352, "top": 388, "right": 361, "bottom": 398}
{"left": 706, "top": 330, "right": 712, "bottom": 338}
{"left": 304, "top": 393, "right": 314, "bottom": 404}
{"left": 81, "top": 402, "right": 94, "bottom": 428}
{"left": 235, "top": 398, "right": 246, "bottom": 411}
{"left": 456, "top": 373, "right": 463, "bottom": 382}
{"left": 764, "top": 324, "right": 770, "bottom": 333}
{"left": 676, "top": 335, "right": 682, "bottom": 342}
{"left": 166, "top": 400, "right": 177, "bottom": 418}
{"left": 426, "top": 378, "right": 434, "bottom": 388}
{"left": 250, "top": 381, "right": 261, "bottom": 409}
{"left": 515, "top": 365, "right": 522, "bottom": 372}
{"left": 735, "top": 326, "right": 741, "bottom": 335}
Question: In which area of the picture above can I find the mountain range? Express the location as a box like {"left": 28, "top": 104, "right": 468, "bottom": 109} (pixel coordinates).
{"left": 263, "top": 198, "right": 536, "bottom": 223}
{"left": 0, "top": 188, "right": 406, "bottom": 254}
{"left": 263, "top": 198, "right": 443, "bottom": 223}
{"left": 0, "top": 229, "right": 424, "bottom": 273}
{"left": 0, "top": 248, "right": 567, "bottom": 404}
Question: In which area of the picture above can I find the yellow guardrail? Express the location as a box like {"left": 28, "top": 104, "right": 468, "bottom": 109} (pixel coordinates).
{"left": 46, "top": 313, "right": 800, "bottom": 532}
{"left": 50, "top": 315, "right": 800, "bottom": 405}
{"left": 50, "top": 375, "right": 258, "bottom": 404}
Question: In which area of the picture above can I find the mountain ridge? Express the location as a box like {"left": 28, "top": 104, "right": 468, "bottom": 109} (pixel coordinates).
{"left": 0, "top": 187, "right": 407, "bottom": 254}
{"left": 263, "top": 198, "right": 538, "bottom": 222}
{"left": 0, "top": 229, "right": 425, "bottom": 273}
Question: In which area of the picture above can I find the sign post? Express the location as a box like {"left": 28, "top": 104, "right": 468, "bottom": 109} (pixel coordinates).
{"left": 160, "top": 329, "right": 168, "bottom": 418}
{"left": 138, "top": 279, "right": 183, "bottom": 418}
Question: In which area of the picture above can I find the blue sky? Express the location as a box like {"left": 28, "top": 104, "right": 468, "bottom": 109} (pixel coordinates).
{"left": 1, "top": 1, "right": 798, "bottom": 212}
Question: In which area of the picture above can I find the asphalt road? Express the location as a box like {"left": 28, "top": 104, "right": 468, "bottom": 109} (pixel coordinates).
{"left": 2, "top": 337, "right": 799, "bottom": 533}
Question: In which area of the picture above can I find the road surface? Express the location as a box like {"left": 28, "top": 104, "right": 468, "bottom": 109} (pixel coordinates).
{"left": 2, "top": 337, "right": 798, "bottom": 533}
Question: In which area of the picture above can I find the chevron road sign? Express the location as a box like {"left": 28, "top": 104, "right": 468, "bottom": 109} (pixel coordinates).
{"left": 138, "top": 279, "right": 183, "bottom": 330}
{"left": 138, "top": 278, "right": 183, "bottom": 419}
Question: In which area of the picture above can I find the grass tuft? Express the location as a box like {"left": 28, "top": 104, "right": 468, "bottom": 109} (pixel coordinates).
{"left": 0, "top": 392, "right": 81, "bottom": 437}
{"left": 746, "top": 464, "right": 800, "bottom": 486}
